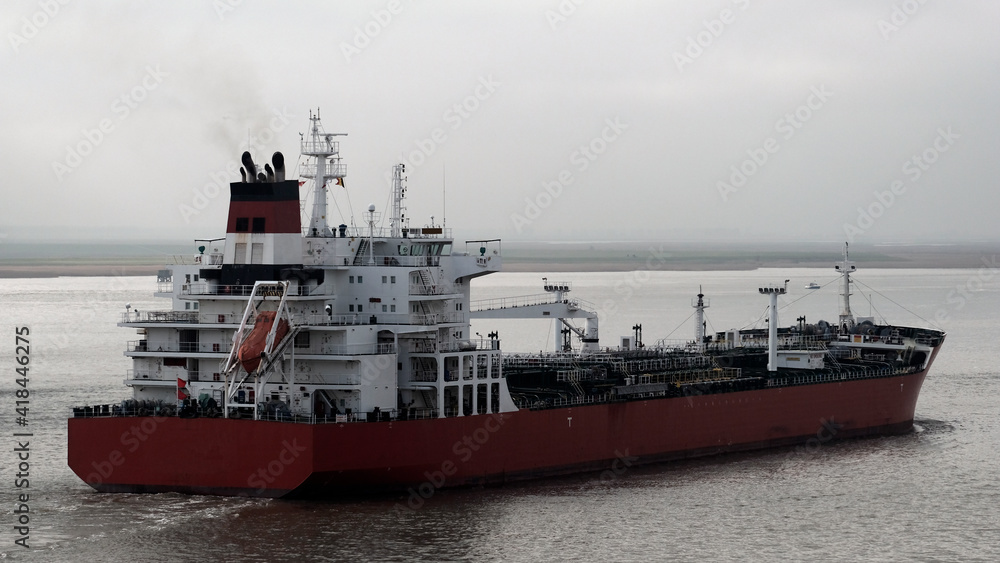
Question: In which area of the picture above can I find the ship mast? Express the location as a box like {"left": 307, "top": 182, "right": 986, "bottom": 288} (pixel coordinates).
{"left": 300, "top": 108, "right": 346, "bottom": 237}
{"left": 835, "top": 242, "right": 857, "bottom": 332}
{"left": 390, "top": 164, "right": 407, "bottom": 238}
{"left": 693, "top": 286, "right": 709, "bottom": 352}
{"left": 759, "top": 280, "right": 788, "bottom": 372}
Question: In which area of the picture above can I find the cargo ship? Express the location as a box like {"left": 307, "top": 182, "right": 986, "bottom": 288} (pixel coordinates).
{"left": 68, "top": 110, "right": 945, "bottom": 498}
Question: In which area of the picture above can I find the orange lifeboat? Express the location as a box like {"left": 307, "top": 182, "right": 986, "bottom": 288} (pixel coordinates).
{"left": 238, "top": 311, "right": 289, "bottom": 374}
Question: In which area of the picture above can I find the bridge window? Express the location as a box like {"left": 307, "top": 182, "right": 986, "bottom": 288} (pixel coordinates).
{"left": 235, "top": 217, "right": 249, "bottom": 232}
{"left": 252, "top": 217, "right": 265, "bottom": 233}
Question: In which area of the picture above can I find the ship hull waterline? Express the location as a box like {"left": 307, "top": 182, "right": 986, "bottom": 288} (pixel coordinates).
{"left": 68, "top": 368, "right": 930, "bottom": 499}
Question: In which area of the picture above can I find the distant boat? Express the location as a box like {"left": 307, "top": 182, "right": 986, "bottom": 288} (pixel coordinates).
{"left": 805, "top": 282, "right": 821, "bottom": 289}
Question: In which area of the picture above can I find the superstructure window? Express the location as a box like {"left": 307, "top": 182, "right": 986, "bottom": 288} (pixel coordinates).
{"left": 294, "top": 332, "right": 310, "bottom": 349}
{"left": 252, "top": 217, "right": 266, "bottom": 233}
{"left": 235, "top": 217, "right": 249, "bottom": 232}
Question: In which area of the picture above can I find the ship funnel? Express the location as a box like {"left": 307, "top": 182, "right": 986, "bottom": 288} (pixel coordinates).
{"left": 240, "top": 167, "right": 247, "bottom": 183}
{"left": 272, "top": 152, "right": 285, "bottom": 182}
{"left": 241, "top": 152, "right": 257, "bottom": 183}
{"left": 264, "top": 163, "right": 275, "bottom": 182}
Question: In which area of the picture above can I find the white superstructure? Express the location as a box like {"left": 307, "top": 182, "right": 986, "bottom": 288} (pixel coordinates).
{"left": 121, "top": 111, "right": 515, "bottom": 421}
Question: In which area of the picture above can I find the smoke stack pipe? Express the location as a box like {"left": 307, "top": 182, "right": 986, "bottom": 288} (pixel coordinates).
{"left": 241, "top": 151, "right": 257, "bottom": 183}
{"left": 272, "top": 152, "right": 285, "bottom": 182}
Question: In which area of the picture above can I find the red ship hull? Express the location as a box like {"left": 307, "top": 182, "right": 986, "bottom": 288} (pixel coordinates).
{"left": 68, "top": 367, "right": 931, "bottom": 499}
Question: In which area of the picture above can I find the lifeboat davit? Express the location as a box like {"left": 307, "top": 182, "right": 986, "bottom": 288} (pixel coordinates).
{"left": 238, "top": 311, "right": 289, "bottom": 374}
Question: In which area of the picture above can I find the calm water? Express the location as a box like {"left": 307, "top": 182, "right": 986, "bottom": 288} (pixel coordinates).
{"left": 0, "top": 268, "right": 997, "bottom": 562}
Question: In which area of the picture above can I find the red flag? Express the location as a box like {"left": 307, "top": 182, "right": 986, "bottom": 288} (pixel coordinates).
{"left": 177, "top": 378, "right": 188, "bottom": 400}
{"left": 298, "top": 180, "right": 306, "bottom": 187}
{"left": 177, "top": 378, "right": 187, "bottom": 389}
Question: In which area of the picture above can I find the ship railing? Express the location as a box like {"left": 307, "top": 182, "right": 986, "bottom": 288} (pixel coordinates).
{"left": 300, "top": 342, "right": 395, "bottom": 356}
{"left": 178, "top": 282, "right": 323, "bottom": 297}
{"left": 204, "top": 313, "right": 242, "bottom": 324}
{"left": 406, "top": 227, "right": 452, "bottom": 239}
{"left": 127, "top": 370, "right": 216, "bottom": 382}
{"left": 71, "top": 403, "right": 450, "bottom": 424}
{"left": 156, "top": 282, "right": 174, "bottom": 293}
{"left": 167, "top": 254, "right": 199, "bottom": 265}
{"left": 471, "top": 293, "right": 558, "bottom": 312}
{"left": 356, "top": 255, "right": 443, "bottom": 268}
{"left": 409, "top": 339, "right": 500, "bottom": 354}
{"left": 649, "top": 339, "right": 703, "bottom": 352}
{"left": 409, "top": 312, "right": 466, "bottom": 325}
{"left": 409, "top": 281, "right": 459, "bottom": 296}
{"left": 290, "top": 313, "right": 371, "bottom": 326}
{"left": 181, "top": 282, "right": 251, "bottom": 296}
{"left": 126, "top": 340, "right": 232, "bottom": 354}
{"left": 465, "top": 239, "right": 502, "bottom": 258}
{"left": 764, "top": 365, "right": 920, "bottom": 388}
{"left": 121, "top": 311, "right": 200, "bottom": 324}
{"left": 550, "top": 393, "right": 613, "bottom": 408}
{"left": 288, "top": 312, "right": 466, "bottom": 327}
{"left": 622, "top": 368, "right": 742, "bottom": 387}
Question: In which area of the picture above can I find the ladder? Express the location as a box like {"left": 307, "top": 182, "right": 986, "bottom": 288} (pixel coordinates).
{"left": 353, "top": 239, "right": 370, "bottom": 265}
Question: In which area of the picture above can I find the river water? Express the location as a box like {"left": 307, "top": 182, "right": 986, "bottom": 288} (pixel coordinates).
{"left": 0, "top": 267, "right": 996, "bottom": 561}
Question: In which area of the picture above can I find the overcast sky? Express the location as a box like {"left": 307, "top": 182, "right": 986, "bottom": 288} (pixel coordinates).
{"left": 2, "top": 1, "right": 998, "bottom": 244}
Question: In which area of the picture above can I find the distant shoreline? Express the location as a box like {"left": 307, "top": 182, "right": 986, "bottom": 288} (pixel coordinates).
{"left": 2, "top": 240, "right": 996, "bottom": 278}
{"left": 1, "top": 255, "right": 996, "bottom": 278}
